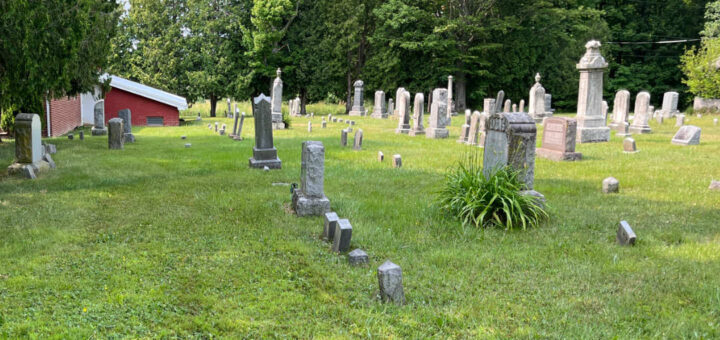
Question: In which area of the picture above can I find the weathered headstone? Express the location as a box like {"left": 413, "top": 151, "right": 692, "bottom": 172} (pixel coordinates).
{"left": 371, "top": 90, "right": 387, "bottom": 118}
{"left": 629, "top": 91, "right": 652, "bottom": 134}
{"left": 332, "top": 219, "right": 352, "bottom": 253}
{"left": 617, "top": 221, "right": 636, "bottom": 246}
{"left": 623, "top": 137, "right": 637, "bottom": 153}
{"left": 483, "top": 112, "right": 537, "bottom": 189}
{"left": 483, "top": 98, "right": 495, "bottom": 114}
{"left": 512, "top": 104, "right": 517, "bottom": 112}
{"left": 395, "top": 90, "right": 411, "bottom": 134}
{"left": 656, "top": 113, "right": 664, "bottom": 124}
{"left": 409, "top": 93, "right": 425, "bottom": 136}
{"left": 234, "top": 113, "right": 246, "bottom": 141}
{"left": 322, "top": 120, "right": 327, "bottom": 128}
{"left": 394, "top": 88, "right": 405, "bottom": 115}
{"left": 307, "top": 121, "right": 312, "bottom": 132}
{"left": 7, "top": 113, "right": 50, "bottom": 178}
{"left": 457, "top": 109, "right": 472, "bottom": 143}
{"left": 292, "top": 141, "right": 330, "bottom": 216}
{"left": 348, "top": 249, "right": 369, "bottom": 266}
{"left": 377, "top": 261, "right": 405, "bottom": 305}
{"left": 602, "top": 100, "right": 609, "bottom": 122}
{"left": 519, "top": 99, "right": 525, "bottom": 113}
{"left": 249, "top": 94, "right": 282, "bottom": 169}
{"left": 271, "top": 68, "right": 284, "bottom": 126}
{"left": 537, "top": 117, "right": 582, "bottom": 161}
{"left": 545, "top": 94, "right": 554, "bottom": 113}
{"left": 91, "top": 100, "right": 107, "bottom": 136}
{"left": 393, "top": 154, "right": 402, "bottom": 168}
{"left": 232, "top": 112, "right": 240, "bottom": 137}
{"left": 68, "top": 133, "right": 74, "bottom": 140}
{"left": 671, "top": 125, "right": 701, "bottom": 145}
{"left": 609, "top": 90, "right": 631, "bottom": 131}
{"left": 108, "top": 117, "right": 124, "bottom": 150}
{"left": 79, "top": 131, "right": 84, "bottom": 140}
{"left": 493, "top": 91, "right": 505, "bottom": 114}
{"left": 427, "top": 88, "right": 449, "bottom": 139}
{"left": 378, "top": 151, "right": 384, "bottom": 162}
{"left": 503, "top": 99, "right": 511, "bottom": 113}
{"left": 659, "top": 91, "right": 680, "bottom": 118}
{"left": 118, "top": 108, "right": 135, "bottom": 143}
{"left": 353, "top": 129, "right": 363, "bottom": 150}
{"left": 349, "top": 80, "right": 365, "bottom": 116}
{"left": 44, "top": 143, "right": 56, "bottom": 155}
{"left": 528, "top": 73, "right": 552, "bottom": 123}
{"left": 575, "top": 40, "right": 610, "bottom": 143}
{"left": 602, "top": 177, "right": 619, "bottom": 193}
{"left": 341, "top": 129, "right": 348, "bottom": 147}
{"left": 387, "top": 99, "right": 394, "bottom": 117}
{"left": 466, "top": 111, "right": 482, "bottom": 146}
{"left": 447, "top": 75, "right": 456, "bottom": 117}
{"left": 323, "top": 212, "right": 339, "bottom": 240}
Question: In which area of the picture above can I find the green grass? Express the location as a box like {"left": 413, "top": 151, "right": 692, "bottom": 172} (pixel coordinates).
{"left": 184, "top": 99, "right": 347, "bottom": 118}
{"left": 1, "top": 108, "right": 719, "bottom": 337}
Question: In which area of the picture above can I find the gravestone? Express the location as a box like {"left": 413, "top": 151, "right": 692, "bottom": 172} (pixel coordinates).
{"left": 519, "top": 99, "right": 525, "bottom": 113}
{"left": 629, "top": 91, "right": 652, "bottom": 134}
{"left": 227, "top": 98, "right": 232, "bottom": 118}
{"left": 483, "top": 112, "right": 537, "bottom": 189}
{"left": 353, "top": 129, "right": 363, "bottom": 150}
{"left": 426, "top": 88, "right": 449, "bottom": 139}
{"left": 457, "top": 109, "right": 471, "bottom": 143}
{"left": 378, "top": 261, "right": 405, "bottom": 305}
{"left": 575, "top": 40, "right": 610, "bottom": 143}
{"left": 545, "top": 94, "right": 554, "bottom": 113}
{"left": 623, "top": 137, "right": 637, "bottom": 153}
{"left": 271, "top": 68, "right": 283, "bottom": 125}
{"left": 617, "top": 221, "right": 636, "bottom": 246}
{"left": 378, "top": 151, "right": 384, "bottom": 162}
{"left": 341, "top": 129, "right": 348, "bottom": 147}
{"left": 349, "top": 80, "right": 365, "bottom": 116}
{"left": 466, "top": 111, "right": 482, "bottom": 146}
{"left": 512, "top": 104, "right": 517, "bottom": 112}
{"left": 656, "top": 113, "right": 664, "bottom": 124}
{"left": 44, "top": 143, "right": 56, "bottom": 154}
{"left": 308, "top": 121, "right": 312, "bottom": 132}
{"left": 394, "top": 88, "right": 406, "bottom": 115}
{"left": 371, "top": 90, "right": 387, "bottom": 118}
{"left": 528, "top": 73, "right": 552, "bottom": 123}
{"left": 234, "top": 113, "right": 246, "bottom": 141}
{"left": 118, "top": 109, "right": 135, "bottom": 143}
{"left": 91, "top": 100, "right": 107, "bottom": 136}
{"left": 108, "top": 118, "right": 124, "bottom": 150}
{"left": 395, "top": 90, "right": 411, "bottom": 134}
{"left": 483, "top": 98, "right": 495, "bottom": 114}
{"left": 387, "top": 99, "right": 394, "bottom": 117}
{"left": 503, "top": 99, "right": 511, "bottom": 113}
{"left": 332, "top": 219, "right": 352, "bottom": 253}
{"left": 447, "top": 75, "right": 456, "bottom": 117}
{"left": 184, "top": 143, "right": 191, "bottom": 148}
{"left": 709, "top": 180, "right": 720, "bottom": 191}
{"left": 249, "top": 94, "right": 282, "bottom": 169}
{"left": 7, "top": 113, "right": 51, "bottom": 178}
{"left": 409, "top": 93, "right": 425, "bottom": 136}
{"left": 609, "top": 90, "right": 631, "bottom": 131}
{"left": 715, "top": 118, "right": 718, "bottom": 125}
{"left": 494, "top": 91, "right": 505, "bottom": 114}
{"left": 79, "top": 131, "right": 84, "bottom": 140}
{"left": 68, "top": 133, "right": 74, "bottom": 140}
{"left": 602, "top": 177, "right": 619, "bottom": 193}
{"left": 671, "top": 125, "right": 701, "bottom": 145}
{"left": 348, "top": 249, "right": 369, "bottom": 266}
{"left": 536, "top": 117, "right": 582, "bottom": 161}
{"left": 602, "top": 101, "right": 609, "bottom": 122}
{"left": 322, "top": 120, "right": 327, "bottom": 128}
{"left": 232, "top": 112, "right": 240, "bottom": 137}
{"left": 676, "top": 115, "right": 686, "bottom": 127}
{"left": 292, "top": 141, "right": 330, "bottom": 216}
{"left": 323, "top": 212, "right": 339, "bottom": 240}
{"left": 659, "top": 91, "right": 680, "bottom": 118}
{"left": 393, "top": 154, "right": 402, "bottom": 168}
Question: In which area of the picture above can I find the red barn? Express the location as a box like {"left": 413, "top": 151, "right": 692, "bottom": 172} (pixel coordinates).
{"left": 45, "top": 75, "right": 188, "bottom": 137}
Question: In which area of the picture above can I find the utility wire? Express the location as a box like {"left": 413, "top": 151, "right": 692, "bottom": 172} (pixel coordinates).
{"left": 606, "top": 39, "right": 701, "bottom": 45}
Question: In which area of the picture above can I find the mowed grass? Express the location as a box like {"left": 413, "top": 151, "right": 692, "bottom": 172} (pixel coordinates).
{"left": 1, "top": 105, "right": 719, "bottom": 338}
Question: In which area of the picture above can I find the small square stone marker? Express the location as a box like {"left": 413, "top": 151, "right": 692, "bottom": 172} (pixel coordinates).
{"left": 709, "top": 180, "right": 720, "bottom": 191}
{"left": 602, "top": 177, "right": 619, "bottom": 193}
{"left": 323, "top": 212, "right": 339, "bottom": 240}
{"left": 378, "top": 151, "right": 384, "bottom": 162}
{"left": 332, "top": 219, "right": 352, "bottom": 253}
{"left": 623, "top": 137, "right": 637, "bottom": 153}
{"left": 617, "top": 220, "right": 636, "bottom": 246}
{"left": 184, "top": 143, "right": 191, "bottom": 148}
{"left": 393, "top": 154, "right": 402, "bottom": 168}
{"left": 377, "top": 261, "right": 405, "bottom": 305}
{"left": 68, "top": 133, "right": 74, "bottom": 140}
{"left": 348, "top": 249, "right": 369, "bottom": 266}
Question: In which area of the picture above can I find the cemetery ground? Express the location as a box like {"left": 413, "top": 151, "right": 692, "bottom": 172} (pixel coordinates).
{"left": 1, "top": 107, "right": 720, "bottom": 338}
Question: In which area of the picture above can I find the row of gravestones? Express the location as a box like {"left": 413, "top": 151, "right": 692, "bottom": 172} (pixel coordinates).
{"left": 207, "top": 112, "right": 246, "bottom": 141}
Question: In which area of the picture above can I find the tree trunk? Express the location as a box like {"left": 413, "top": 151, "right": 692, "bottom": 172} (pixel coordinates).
{"left": 300, "top": 88, "right": 307, "bottom": 115}
{"left": 345, "top": 71, "right": 352, "bottom": 114}
{"left": 209, "top": 96, "right": 217, "bottom": 117}
{"left": 456, "top": 72, "right": 467, "bottom": 112}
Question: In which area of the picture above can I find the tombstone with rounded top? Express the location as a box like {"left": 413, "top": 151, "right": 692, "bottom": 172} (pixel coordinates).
{"left": 353, "top": 129, "right": 363, "bottom": 150}
{"left": 623, "top": 137, "right": 637, "bottom": 153}
{"left": 629, "top": 92, "right": 652, "bottom": 134}
{"left": 393, "top": 154, "right": 402, "bottom": 168}
{"left": 602, "top": 177, "right": 619, "bottom": 193}
{"left": 395, "top": 90, "right": 411, "bottom": 134}
{"left": 659, "top": 91, "right": 680, "bottom": 118}
{"left": 409, "top": 93, "right": 425, "bottom": 136}
{"left": 609, "top": 90, "right": 631, "bottom": 131}
{"left": 271, "top": 68, "right": 283, "bottom": 123}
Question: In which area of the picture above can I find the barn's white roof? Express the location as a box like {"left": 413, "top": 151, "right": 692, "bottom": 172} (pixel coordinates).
{"left": 105, "top": 74, "right": 188, "bottom": 110}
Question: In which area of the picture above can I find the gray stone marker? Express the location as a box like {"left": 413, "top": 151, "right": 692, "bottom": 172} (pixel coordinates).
{"left": 181, "top": 135, "right": 187, "bottom": 140}
{"left": 395, "top": 90, "right": 411, "bottom": 134}
{"left": 108, "top": 117, "right": 124, "bottom": 150}
{"left": 519, "top": 99, "right": 525, "bottom": 113}
{"left": 656, "top": 113, "right": 664, "bottom": 124}
{"left": 394, "top": 87, "right": 405, "bottom": 116}
{"left": 348, "top": 249, "right": 369, "bottom": 266}
{"left": 322, "top": 120, "right": 326, "bottom": 128}
{"left": 292, "top": 141, "right": 330, "bottom": 216}
{"left": 79, "top": 131, "right": 84, "bottom": 140}
{"left": 118, "top": 109, "right": 135, "bottom": 143}
{"left": 528, "top": 73, "right": 553, "bottom": 123}
{"left": 602, "top": 100, "right": 609, "bottom": 123}
{"left": 349, "top": 80, "right": 365, "bottom": 116}
{"left": 208, "top": 123, "right": 212, "bottom": 129}
{"left": 671, "top": 125, "right": 701, "bottom": 145}
{"left": 575, "top": 40, "right": 610, "bottom": 143}
{"left": 232, "top": 112, "right": 240, "bottom": 137}
{"left": 323, "top": 212, "right": 339, "bottom": 240}
{"left": 308, "top": 121, "right": 312, "bottom": 133}
{"left": 623, "top": 137, "right": 637, "bottom": 153}
{"left": 378, "top": 151, "right": 384, "bottom": 162}
{"left": 332, "top": 219, "right": 352, "bottom": 253}
{"left": 493, "top": 91, "right": 505, "bottom": 114}
{"left": 602, "top": 177, "right": 619, "bottom": 193}
{"left": 215, "top": 122, "right": 218, "bottom": 132}
{"left": 609, "top": 90, "right": 631, "bottom": 132}
{"left": 249, "top": 94, "right": 282, "bottom": 169}
{"left": 44, "top": 143, "right": 57, "bottom": 155}
{"left": 341, "top": 129, "right": 348, "bottom": 147}
{"left": 427, "top": 88, "right": 449, "bottom": 139}
{"left": 503, "top": 99, "right": 511, "bottom": 113}
{"left": 7, "top": 113, "right": 51, "bottom": 178}
{"left": 68, "top": 133, "right": 74, "bottom": 140}
{"left": 371, "top": 90, "right": 387, "bottom": 118}
{"left": 629, "top": 92, "right": 652, "bottom": 134}
{"left": 483, "top": 98, "right": 496, "bottom": 114}
{"left": 659, "top": 91, "right": 680, "bottom": 118}
{"left": 393, "top": 154, "right": 402, "bottom": 168}
{"left": 545, "top": 94, "right": 554, "bottom": 113}
{"left": 617, "top": 221, "right": 636, "bottom": 246}
{"left": 537, "top": 117, "right": 582, "bottom": 161}
{"left": 353, "top": 129, "right": 363, "bottom": 150}
{"left": 377, "top": 261, "right": 405, "bottom": 305}
{"left": 483, "top": 112, "right": 537, "bottom": 189}
{"left": 466, "top": 111, "right": 481, "bottom": 146}
{"left": 219, "top": 128, "right": 225, "bottom": 136}
{"left": 91, "top": 100, "right": 107, "bottom": 136}
{"left": 447, "top": 75, "right": 456, "bottom": 117}
{"left": 512, "top": 104, "right": 517, "bottom": 112}
{"left": 387, "top": 99, "right": 394, "bottom": 117}
{"left": 409, "top": 93, "right": 425, "bottom": 136}
{"left": 457, "top": 109, "right": 472, "bottom": 143}
{"left": 271, "top": 68, "right": 283, "bottom": 125}
{"left": 709, "top": 180, "right": 720, "bottom": 191}
{"left": 234, "top": 113, "right": 246, "bottom": 141}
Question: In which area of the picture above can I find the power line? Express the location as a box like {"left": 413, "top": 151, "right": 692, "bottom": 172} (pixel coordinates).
{"left": 606, "top": 39, "right": 701, "bottom": 45}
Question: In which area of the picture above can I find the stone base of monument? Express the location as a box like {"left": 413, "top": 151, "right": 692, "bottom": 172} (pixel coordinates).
{"left": 292, "top": 191, "right": 331, "bottom": 217}
{"left": 91, "top": 127, "right": 107, "bottom": 136}
{"left": 628, "top": 125, "right": 651, "bottom": 134}
{"left": 395, "top": 125, "right": 410, "bottom": 134}
{"left": 272, "top": 122, "right": 285, "bottom": 130}
{"left": 408, "top": 129, "right": 425, "bottom": 136}
{"left": 536, "top": 148, "right": 582, "bottom": 162}
{"left": 576, "top": 127, "right": 610, "bottom": 143}
{"left": 349, "top": 108, "right": 365, "bottom": 116}
{"left": 124, "top": 133, "right": 136, "bottom": 143}
{"left": 249, "top": 147, "right": 282, "bottom": 169}
{"left": 520, "top": 190, "right": 546, "bottom": 209}
{"left": 534, "top": 113, "right": 553, "bottom": 124}
{"left": 370, "top": 111, "right": 386, "bottom": 119}
{"left": 426, "top": 128, "right": 449, "bottom": 139}
{"left": 7, "top": 160, "right": 51, "bottom": 179}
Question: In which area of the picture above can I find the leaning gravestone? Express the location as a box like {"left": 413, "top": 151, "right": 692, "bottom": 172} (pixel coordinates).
{"left": 231, "top": 112, "right": 240, "bottom": 137}
{"left": 292, "top": 141, "right": 330, "bottom": 216}
{"left": 378, "top": 261, "right": 405, "bottom": 305}
{"left": 426, "top": 88, "right": 449, "bottom": 139}
{"left": 493, "top": 91, "right": 505, "bottom": 114}
{"left": 332, "top": 219, "right": 352, "bottom": 253}
{"left": 249, "top": 94, "right": 282, "bottom": 169}
{"left": 409, "top": 93, "right": 425, "bottom": 136}
{"left": 371, "top": 90, "right": 387, "bottom": 119}
{"left": 7, "top": 113, "right": 51, "bottom": 179}
{"left": 234, "top": 113, "right": 246, "bottom": 141}
{"left": 671, "top": 125, "right": 701, "bottom": 146}
{"left": 349, "top": 80, "right": 365, "bottom": 116}
{"left": 536, "top": 117, "right": 582, "bottom": 161}
{"left": 108, "top": 118, "right": 125, "bottom": 150}
{"left": 629, "top": 92, "right": 652, "bottom": 134}
{"left": 466, "top": 111, "right": 482, "bottom": 146}
{"left": 118, "top": 109, "right": 136, "bottom": 143}
{"left": 617, "top": 221, "right": 636, "bottom": 246}
{"left": 91, "top": 100, "right": 107, "bottom": 136}
{"left": 575, "top": 40, "right": 610, "bottom": 143}
{"left": 483, "top": 112, "right": 537, "bottom": 189}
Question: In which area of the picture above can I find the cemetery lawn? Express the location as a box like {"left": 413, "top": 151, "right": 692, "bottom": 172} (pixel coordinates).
{"left": 1, "top": 110, "right": 720, "bottom": 338}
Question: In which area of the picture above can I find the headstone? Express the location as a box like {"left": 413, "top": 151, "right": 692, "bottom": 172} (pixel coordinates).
{"left": 483, "top": 112, "right": 537, "bottom": 189}
{"left": 671, "top": 125, "right": 701, "bottom": 145}
{"left": 617, "top": 221, "right": 636, "bottom": 246}
{"left": 227, "top": 98, "right": 231, "bottom": 118}
{"left": 249, "top": 94, "right": 282, "bottom": 169}
{"left": 457, "top": 109, "right": 471, "bottom": 143}
{"left": 536, "top": 117, "right": 582, "bottom": 161}
{"left": 181, "top": 135, "right": 187, "bottom": 140}
{"left": 519, "top": 99, "right": 525, "bottom": 113}
{"left": 387, "top": 99, "right": 394, "bottom": 117}
{"left": 43, "top": 153, "right": 55, "bottom": 169}
{"left": 528, "top": 73, "right": 552, "bottom": 123}
{"left": 395, "top": 90, "right": 411, "bottom": 134}
{"left": 427, "top": 88, "right": 449, "bottom": 139}
{"left": 609, "top": 90, "right": 631, "bottom": 131}
{"left": 575, "top": 40, "right": 610, "bottom": 143}
{"left": 349, "top": 80, "right": 365, "bottom": 116}
{"left": 629, "top": 92, "right": 652, "bottom": 134}
{"left": 332, "top": 219, "right": 352, "bottom": 253}
{"left": 7, "top": 113, "right": 50, "bottom": 178}
{"left": 44, "top": 143, "right": 56, "bottom": 155}
{"left": 623, "top": 137, "right": 637, "bottom": 153}
{"left": 602, "top": 177, "right": 619, "bottom": 193}
{"left": 219, "top": 128, "right": 225, "bottom": 136}
{"left": 348, "top": 249, "right": 369, "bottom": 266}
{"left": 466, "top": 111, "right": 482, "bottom": 146}
{"left": 409, "top": 93, "right": 425, "bottom": 136}
{"left": 512, "top": 104, "right": 517, "bottom": 112}
{"left": 715, "top": 118, "right": 718, "bottom": 125}
{"left": 341, "top": 129, "right": 348, "bottom": 147}
{"left": 79, "top": 131, "right": 84, "bottom": 140}
{"left": 602, "top": 101, "right": 609, "bottom": 122}
{"left": 698, "top": 114, "right": 703, "bottom": 118}
{"left": 68, "top": 133, "right": 74, "bottom": 140}
{"left": 197, "top": 113, "right": 202, "bottom": 121}
{"left": 232, "top": 112, "right": 240, "bottom": 136}
{"left": 208, "top": 123, "right": 212, "bottom": 129}
{"left": 184, "top": 143, "right": 191, "bottom": 148}
{"left": 323, "top": 212, "right": 339, "bottom": 240}
{"left": 709, "top": 180, "right": 720, "bottom": 191}
{"left": 493, "top": 91, "right": 505, "bottom": 114}
{"left": 292, "top": 141, "right": 330, "bottom": 216}
{"left": 676, "top": 114, "right": 685, "bottom": 127}
{"left": 377, "top": 261, "right": 405, "bottom": 305}
{"left": 271, "top": 68, "right": 283, "bottom": 124}
{"left": 483, "top": 99, "right": 495, "bottom": 114}
{"left": 118, "top": 109, "right": 135, "bottom": 143}
{"left": 503, "top": 99, "right": 511, "bottom": 113}
{"left": 322, "top": 121, "right": 327, "bottom": 128}
{"left": 655, "top": 113, "right": 664, "bottom": 124}
{"left": 393, "top": 154, "right": 402, "bottom": 168}
{"left": 447, "top": 75, "right": 456, "bottom": 117}
{"left": 91, "top": 100, "right": 107, "bottom": 135}
{"left": 378, "top": 151, "right": 384, "bottom": 162}
{"left": 371, "top": 90, "right": 387, "bottom": 118}
{"left": 108, "top": 118, "right": 124, "bottom": 150}
{"left": 234, "top": 113, "right": 246, "bottom": 141}
{"left": 659, "top": 91, "right": 680, "bottom": 118}
{"left": 394, "top": 88, "right": 405, "bottom": 115}
{"left": 353, "top": 129, "right": 363, "bottom": 150}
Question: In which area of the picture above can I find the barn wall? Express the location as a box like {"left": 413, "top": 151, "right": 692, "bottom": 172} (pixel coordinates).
{"left": 104, "top": 88, "right": 180, "bottom": 127}
{"left": 47, "top": 96, "right": 82, "bottom": 137}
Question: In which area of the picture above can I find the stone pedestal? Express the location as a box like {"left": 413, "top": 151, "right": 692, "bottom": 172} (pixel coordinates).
{"left": 249, "top": 94, "right": 282, "bottom": 169}
{"left": 349, "top": 80, "right": 365, "bottom": 116}
{"left": 575, "top": 40, "right": 610, "bottom": 143}
{"left": 292, "top": 141, "right": 330, "bottom": 216}
{"left": 378, "top": 261, "right": 405, "bottom": 305}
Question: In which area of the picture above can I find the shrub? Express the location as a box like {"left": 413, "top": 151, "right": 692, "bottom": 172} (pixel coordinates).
{"left": 282, "top": 112, "right": 292, "bottom": 128}
{"left": 438, "top": 156, "right": 548, "bottom": 230}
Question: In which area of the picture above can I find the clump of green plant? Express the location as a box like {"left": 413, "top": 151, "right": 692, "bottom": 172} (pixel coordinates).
{"left": 282, "top": 112, "right": 292, "bottom": 128}
{"left": 439, "top": 156, "right": 548, "bottom": 230}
